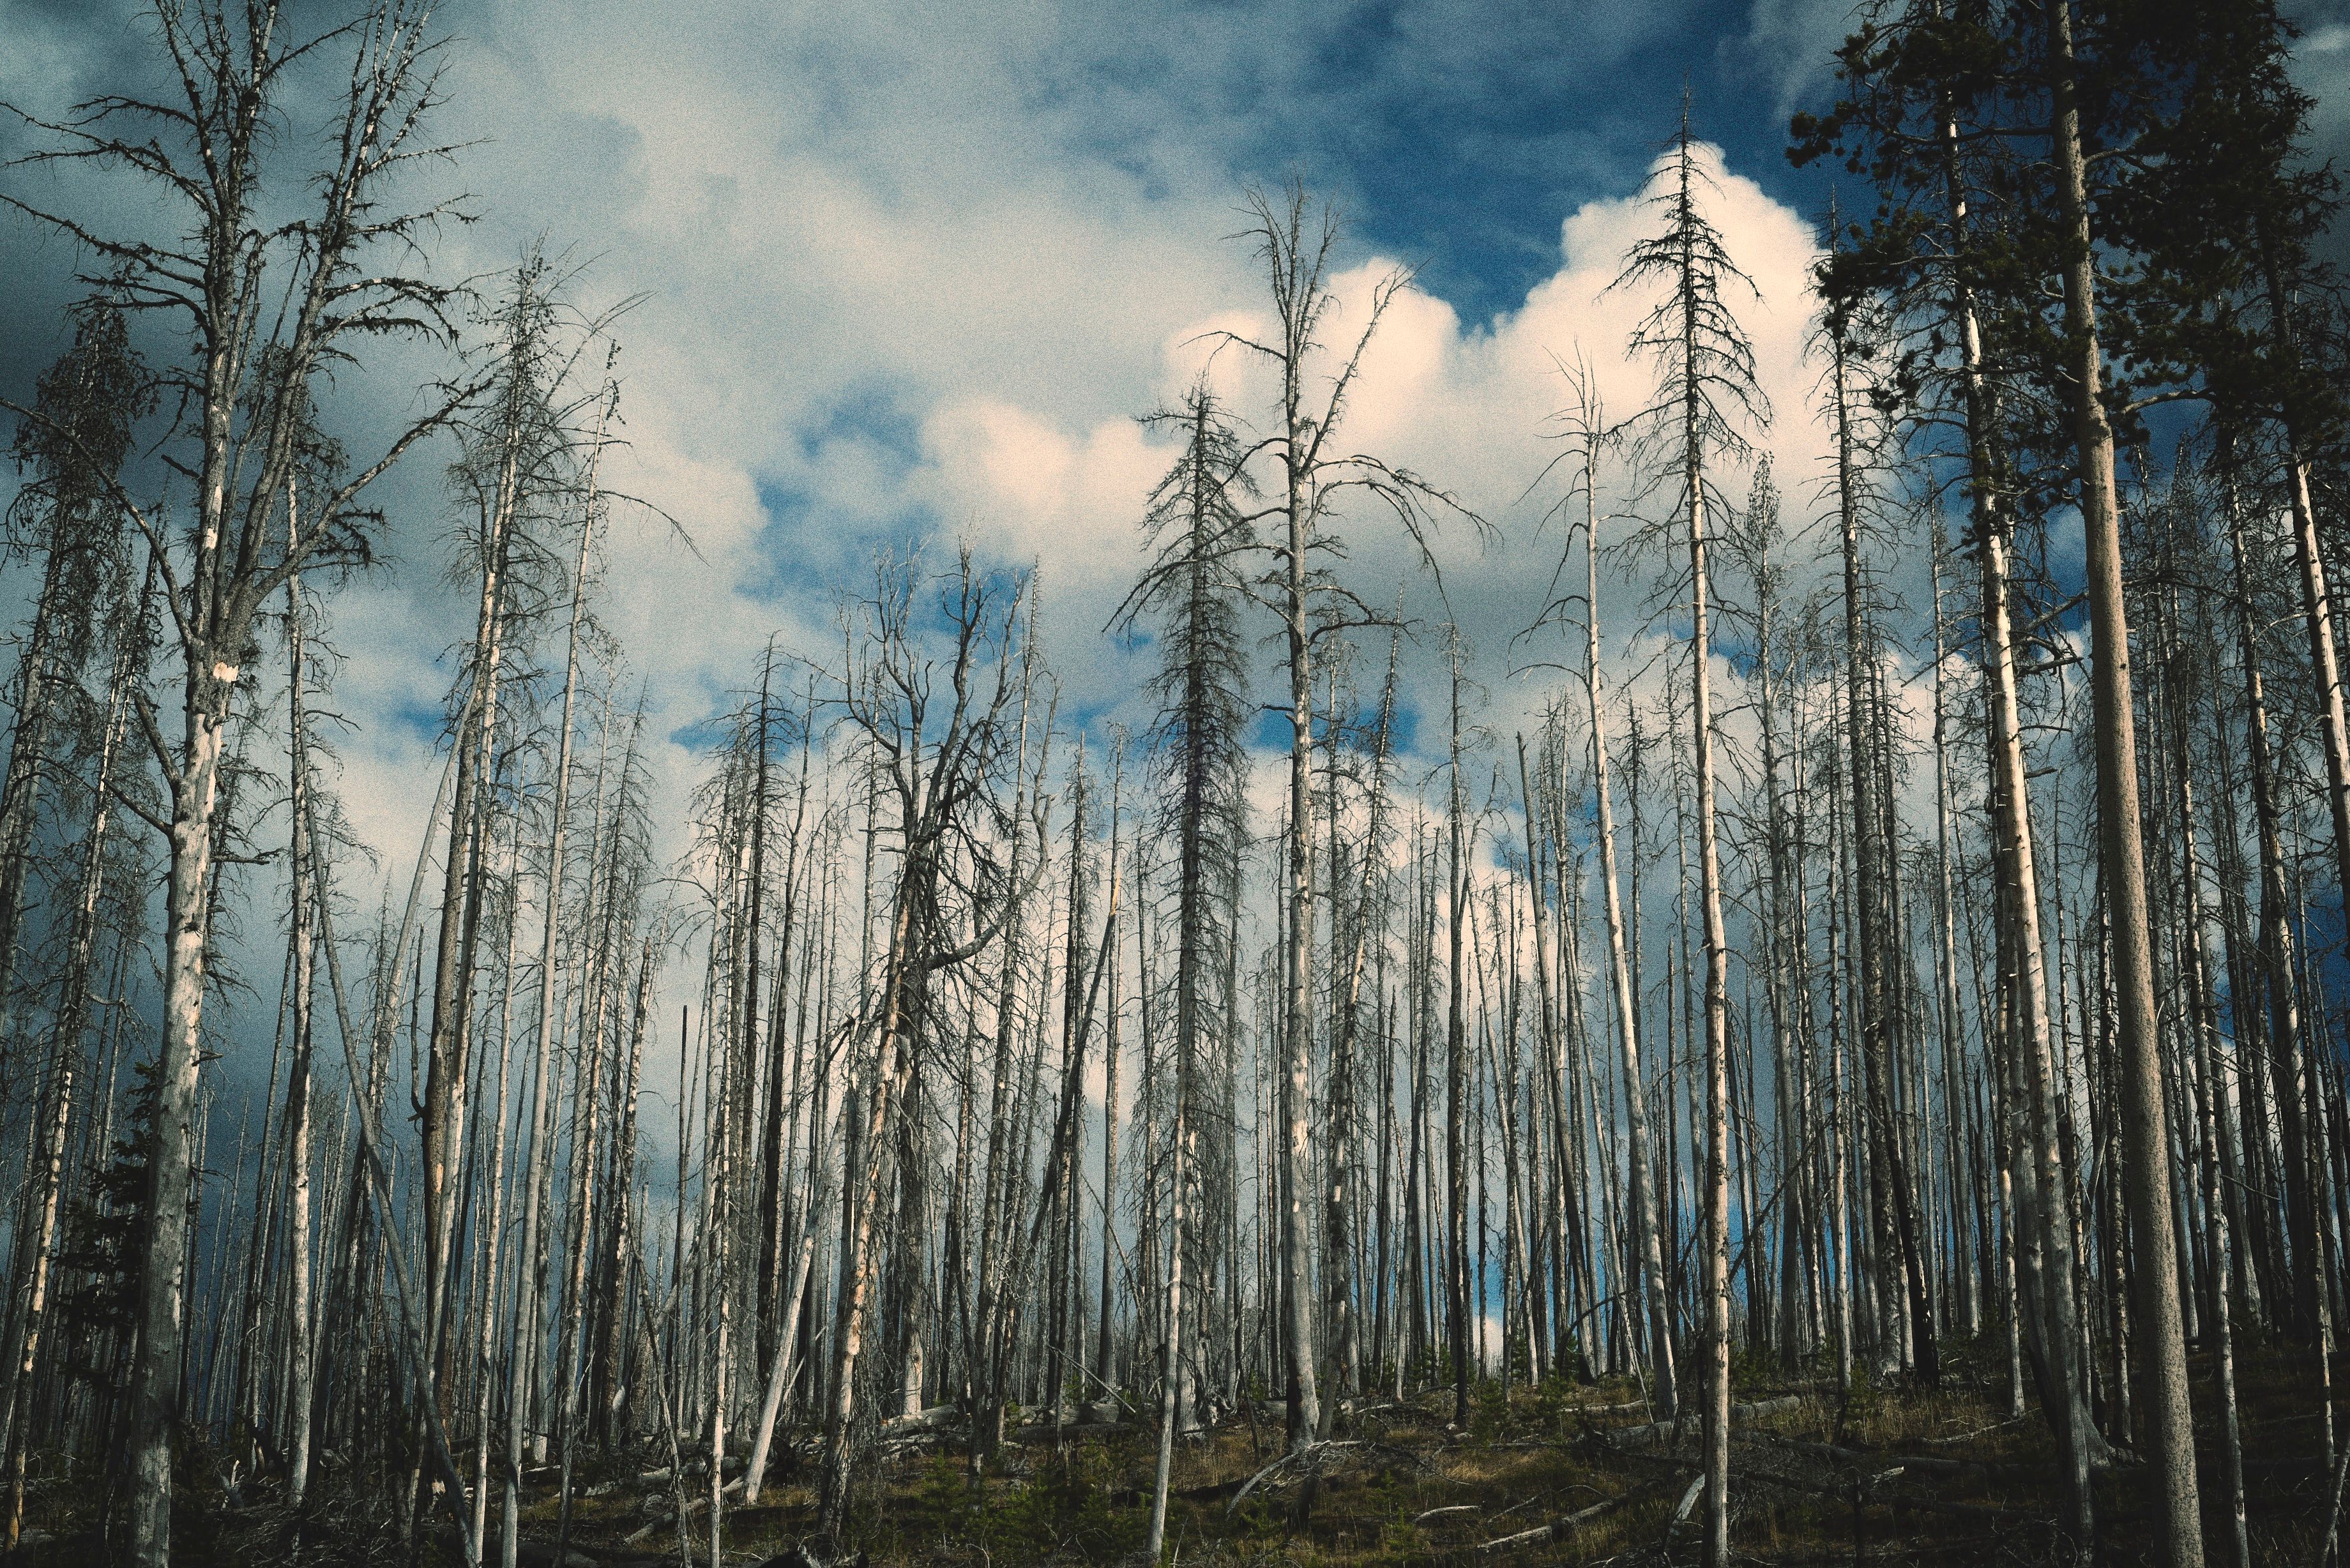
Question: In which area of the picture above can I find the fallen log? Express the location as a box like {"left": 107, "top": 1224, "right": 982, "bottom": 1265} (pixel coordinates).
{"left": 507, "top": 1544, "right": 674, "bottom": 1568}
{"left": 1474, "top": 1491, "right": 1636, "bottom": 1552}
{"left": 879, "top": 1404, "right": 960, "bottom": 1438}
{"left": 1731, "top": 1463, "right": 2036, "bottom": 1523}
{"left": 1732, "top": 1433, "right": 2036, "bottom": 1480}
{"left": 1606, "top": 1394, "right": 1804, "bottom": 1451}
{"left": 621, "top": 1475, "right": 745, "bottom": 1545}
{"left": 446, "top": 1533, "right": 674, "bottom": 1568}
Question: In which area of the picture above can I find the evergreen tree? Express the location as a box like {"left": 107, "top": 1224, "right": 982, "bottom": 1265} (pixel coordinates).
{"left": 1117, "top": 382, "right": 1256, "bottom": 1561}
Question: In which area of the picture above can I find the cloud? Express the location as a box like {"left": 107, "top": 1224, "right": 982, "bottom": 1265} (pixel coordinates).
{"left": 921, "top": 139, "right": 1836, "bottom": 772}
{"left": 0, "top": 0, "right": 1885, "bottom": 1150}
{"left": 290, "top": 118, "right": 1850, "bottom": 1098}
{"left": 1737, "top": 0, "right": 1869, "bottom": 120}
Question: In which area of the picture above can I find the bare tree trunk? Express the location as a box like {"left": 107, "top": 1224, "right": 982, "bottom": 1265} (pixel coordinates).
{"left": 1827, "top": 278, "right": 1937, "bottom": 1390}
{"left": 1096, "top": 755, "right": 1125, "bottom": 1397}
{"left": 816, "top": 893, "right": 920, "bottom": 1542}
{"left": 425, "top": 414, "right": 520, "bottom": 1405}
{"left": 504, "top": 379, "right": 610, "bottom": 1568}
{"left": 471, "top": 831, "right": 522, "bottom": 1552}
{"left": 1934, "top": 66, "right": 2094, "bottom": 1535}
{"left": 2045, "top": 8, "right": 2200, "bottom": 1562}
{"left": 1321, "top": 642, "right": 1400, "bottom": 1429}
{"left": 1144, "top": 1029, "right": 1192, "bottom": 1562}
{"left": 1930, "top": 538, "right": 1978, "bottom": 1339}
{"left": 130, "top": 646, "right": 238, "bottom": 1568}
{"left": 554, "top": 712, "right": 628, "bottom": 1552}
{"left": 1683, "top": 301, "right": 1734, "bottom": 1568}
{"left": 707, "top": 893, "right": 734, "bottom": 1568}
{"left": 967, "top": 658, "right": 1040, "bottom": 1474}
{"left": 1574, "top": 400, "right": 1674, "bottom": 1417}
{"left": 283, "top": 516, "right": 320, "bottom": 1508}
{"left": 0, "top": 546, "right": 70, "bottom": 1085}
{"left": 599, "top": 935, "right": 656, "bottom": 1436}
{"left": 1282, "top": 474, "right": 1323, "bottom": 1449}
{"left": 2166, "top": 599, "right": 2250, "bottom": 1568}
{"left": 310, "top": 776, "right": 485, "bottom": 1565}
{"left": 741, "top": 1023, "right": 839, "bottom": 1501}
{"left": 0, "top": 584, "right": 133, "bottom": 1546}
{"left": 1445, "top": 635, "right": 1473, "bottom": 1432}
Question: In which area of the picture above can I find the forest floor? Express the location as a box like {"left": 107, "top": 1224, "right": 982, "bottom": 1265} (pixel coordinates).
{"left": 12, "top": 1334, "right": 2350, "bottom": 1565}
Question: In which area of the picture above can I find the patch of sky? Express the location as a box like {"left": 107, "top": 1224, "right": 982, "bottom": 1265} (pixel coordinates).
{"left": 744, "top": 479, "right": 938, "bottom": 605}
{"left": 668, "top": 708, "right": 738, "bottom": 757}
{"left": 1241, "top": 695, "right": 1421, "bottom": 757}
{"left": 1250, "top": 0, "right": 1844, "bottom": 326}
{"left": 733, "top": 386, "right": 939, "bottom": 605}
{"left": 387, "top": 691, "right": 454, "bottom": 748}
{"left": 801, "top": 382, "right": 927, "bottom": 474}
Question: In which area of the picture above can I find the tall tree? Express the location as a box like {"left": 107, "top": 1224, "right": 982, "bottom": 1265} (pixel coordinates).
{"left": 0, "top": 303, "right": 145, "bottom": 1080}
{"left": 1816, "top": 234, "right": 1939, "bottom": 1385}
{"left": 1, "top": 8, "right": 478, "bottom": 1559}
{"left": 813, "top": 551, "right": 1029, "bottom": 1554}
{"left": 2042, "top": 6, "right": 2204, "bottom": 1559}
{"left": 1611, "top": 100, "right": 1770, "bottom": 1568}
{"left": 1218, "top": 180, "right": 1472, "bottom": 1453}
{"left": 1535, "top": 358, "right": 1677, "bottom": 1413}
{"left": 1795, "top": 7, "right": 2098, "bottom": 1531}
{"left": 1115, "top": 383, "right": 1257, "bottom": 1562}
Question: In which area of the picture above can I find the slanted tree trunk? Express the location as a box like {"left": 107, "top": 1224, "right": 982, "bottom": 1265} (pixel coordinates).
{"left": 0, "top": 579, "right": 135, "bottom": 1546}
{"left": 424, "top": 407, "right": 520, "bottom": 1403}
{"left": 0, "top": 546, "right": 72, "bottom": 1080}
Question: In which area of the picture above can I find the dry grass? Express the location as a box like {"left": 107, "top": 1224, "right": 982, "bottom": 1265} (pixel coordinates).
{"left": 11, "top": 1338, "right": 2350, "bottom": 1564}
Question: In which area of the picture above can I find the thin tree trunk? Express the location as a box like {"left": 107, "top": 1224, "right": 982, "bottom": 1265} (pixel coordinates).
{"left": 1828, "top": 281, "right": 1937, "bottom": 1389}
{"left": 1445, "top": 635, "right": 1474, "bottom": 1432}
{"left": 282, "top": 508, "right": 321, "bottom": 1507}
{"left": 0, "top": 581, "right": 133, "bottom": 1546}
{"left": 503, "top": 379, "right": 611, "bottom": 1568}
{"left": 1681, "top": 248, "right": 1734, "bottom": 1568}
{"left": 1579, "top": 432, "right": 1674, "bottom": 1416}
{"left": 1939, "top": 62, "right": 2094, "bottom": 1536}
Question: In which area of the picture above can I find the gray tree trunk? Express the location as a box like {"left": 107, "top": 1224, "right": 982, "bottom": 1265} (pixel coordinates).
{"left": 2045, "top": 6, "right": 2202, "bottom": 1561}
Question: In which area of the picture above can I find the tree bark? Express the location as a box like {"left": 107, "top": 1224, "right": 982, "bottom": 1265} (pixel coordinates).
{"left": 2045, "top": 6, "right": 2202, "bottom": 1560}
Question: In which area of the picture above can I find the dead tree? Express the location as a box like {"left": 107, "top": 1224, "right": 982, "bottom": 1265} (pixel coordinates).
{"left": 811, "top": 549, "right": 1031, "bottom": 1557}
{"left": 1610, "top": 100, "right": 1769, "bottom": 1568}
{"left": 1, "top": 7, "right": 479, "bottom": 1559}
{"left": 1217, "top": 180, "right": 1474, "bottom": 1454}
